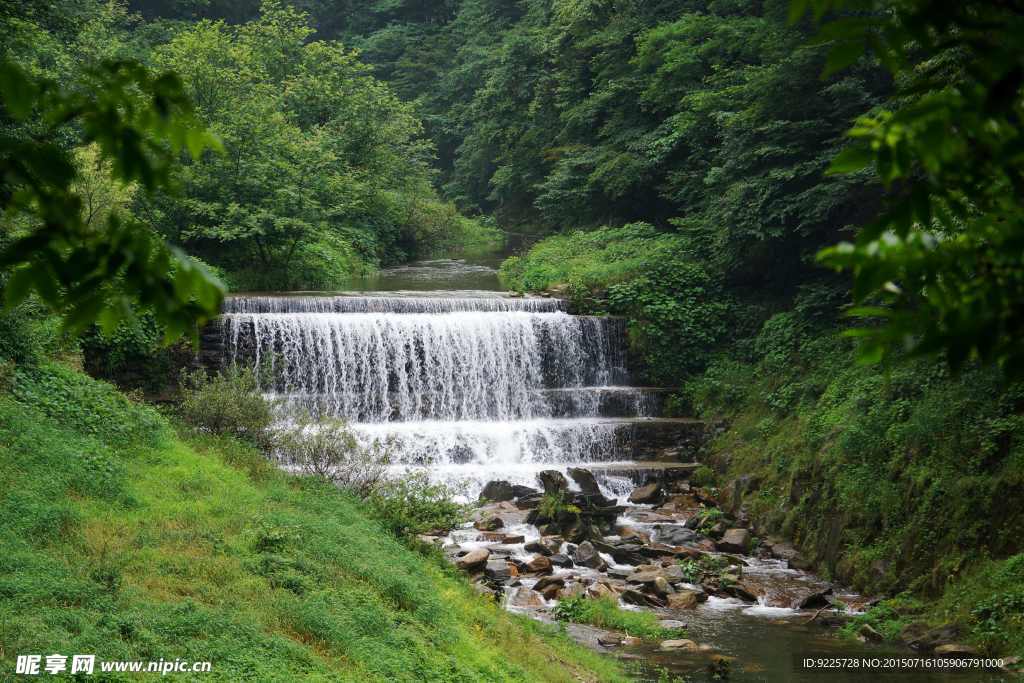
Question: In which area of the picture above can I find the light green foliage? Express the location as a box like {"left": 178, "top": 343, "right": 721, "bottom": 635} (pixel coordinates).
{"left": 500, "top": 224, "right": 732, "bottom": 383}
{"left": 143, "top": 0, "right": 493, "bottom": 289}
{"left": 0, "top": 364, "right": 625, "bottom": 681}
{"left": 277, "top": 417, "right": 389, "bottom": 496}
{"left": 367, "top": 472, "right": 467, "bottom": 539}
{"left": 178, "top": 366, "right": 275, "bottom": 449}
{"left": 552, "top": 596, "right": 674, "bottom": 641}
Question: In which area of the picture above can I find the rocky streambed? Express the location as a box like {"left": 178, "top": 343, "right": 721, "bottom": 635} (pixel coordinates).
{"left": 428, "top": 468, "right": 1008, "bottom": 682}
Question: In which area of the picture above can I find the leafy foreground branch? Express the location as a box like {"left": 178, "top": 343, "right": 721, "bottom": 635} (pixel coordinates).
{"left": 0, "top": 58, "right": 224, "bottom": 341}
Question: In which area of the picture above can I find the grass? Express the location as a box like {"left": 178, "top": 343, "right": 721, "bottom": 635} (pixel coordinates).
{"left": 553, "top": 597, "right": 675, "bottom": 641}
{"left": 0, "top": 362, "right": 626, "bottom": 681}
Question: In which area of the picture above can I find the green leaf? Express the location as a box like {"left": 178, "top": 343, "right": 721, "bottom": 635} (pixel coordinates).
{"left": 0, "top": 60, "right": 38, "bottom": 120}
{"left": 828, "top": 145, "right": 874, "bottom": 175}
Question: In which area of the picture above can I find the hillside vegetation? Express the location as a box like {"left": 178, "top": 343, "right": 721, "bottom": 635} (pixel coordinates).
{"left": 0, "top": 361, "right": 623, "bottom": 681}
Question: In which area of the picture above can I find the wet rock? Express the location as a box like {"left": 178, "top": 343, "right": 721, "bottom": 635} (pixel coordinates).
{"left": 629, "top": 481, "right": 664, "bottom": 505}
{"left": 652, "top": 576, "right": 673, "bottom": 597}
{"left": 525, "top": 555, "right": 553, "bottom": 575}
{"left": 716, "top": 528, "right": 750, "bottom": 553}
{"left": 858, "top": 624, "right": 884, "bottom": 642}
{"left": 550, "top": 553, "right": 574, "bottom": 568}
{"left": 597, "top": 633, "right": 622, "bottom": 647}
{"left": 660, "top": 639, "right": 699, "bottom": 651}
{"left": 514, "top": 492, "right": 544, "bottom": 510}
{"left": 455, "top": 548, "right": 490, "bottom": 571}
{"left": 512, "top": 484, "right": 539, "bottom": 499}
{"left": 484, "top": 560, "right": 512, "bottom": 581}
{"left": 507, "top": 587, "right": 546, "bottom": 609}
{"left": 659, "top": 619, "right": 687, "bottom": 630}
{"left": 707, "top": 521, "right": 727, "bottom": 539}
{"left": 538, "top": 470, "right": 569, "bottom": 496}
{"left": 667, "top": 590, "right": 704, "bottom": 609}
{"left": 934, "top": 644, "right": 979, "bottom": 657}
{"left": 723, "top": 583, "right": 758, "bottom": 602}
{"left": 567, "top": 467, "right": 603, "bottom": 496}
{"left": 621, "top": 588, "right": 666, "bottom": 608}
{"left": 474, "top": 516, "right": 504, "bottom": 532}
{"left": 793, "top": 587, "right": 834, "bottom": 610}
{"left": 479, "top": 480, "right": 515, "bottom": 503}
{"left": 788, "top": 555, "right": 814, "bottom": 571}
{"left": 622, "top": 569, "right": 663, "bottom": 585}
{"left": 618, "top": 526, "right": 652, "bottom": 544}
{"left": 477, "top": 531, "right": 525, "bottom": 543}
{"left": 661, "top": 565, "right": 685, "bottom": 583}
{"left": 533, "top": 576, "right": 565, "bottom": 592}
{"left": 561, "top": 582, "right": 586, "bottom": 599}
{"left": 655, "top": 525, "right": 698, "bottom": 546}
{"left": 902, "top": 624, "right": 962, "bottom": 652}
{"left": 573, "top": 541, "right": 608, "bottom": 571}
{"left": 524, "top": 540, "right": 552, "bottom": 556}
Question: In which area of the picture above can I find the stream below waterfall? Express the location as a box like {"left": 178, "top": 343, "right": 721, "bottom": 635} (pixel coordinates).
{"left": 216, "top": 255, "right": 1005, "bottom": 682}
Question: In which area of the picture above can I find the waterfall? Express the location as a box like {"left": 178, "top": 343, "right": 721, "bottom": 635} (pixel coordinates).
{"left": 217, "top": 287, "right": 677, "bottom": 500}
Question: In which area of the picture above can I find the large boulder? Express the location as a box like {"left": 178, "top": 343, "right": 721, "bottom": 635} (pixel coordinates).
{"left": 506, "top": 587, "right": 546, "bottom": 609}
{"left": 524, "top": 540, "right": 552, "bottom": 556}
{"left": 629, "top": 481, "right": 664, "bottom": 505}
{"left": 793, "top": 587, "right": 834, "bottom": 610}
{"left": 479, "top": 480, "right": 515, "bottom": 503}
{"left": 538, "top": 470, "right": 569, "bottom": 496}
{"left": 622, "top": 588, "right": 666, "bottom": 608}
{"left": 484, "top": 560, "right": 512, "bottom": 582}
{"left": 618, "top": 526, "right": 652, "bottom": 544}
{"left": 573, "top": 541, "right": 608, "bottom": 571}
{"left": 716, "top": 528, "right": 751, "bottom": 553}
{"left": 550, "top": 553, "right": 574, "bottom": 568}
{"left": 667, "top": 590, "right": 704, "bottom": 609}
{"left": 512, "top": 484, "right": 539, "bottom": 499}
{"left": 474, "top": 516, "right": 504, "bottom": 532}
{"left": 567, "top": 467, "right": 603, "bottom": 495}
{"left": 455, "top": 548, "right": 490, "bottom": 571}
{"left": 655, "top": 525, "right": 698, "bottom": 546}
{"left": 525, "top": 555, "right": 553, "bottom": 575}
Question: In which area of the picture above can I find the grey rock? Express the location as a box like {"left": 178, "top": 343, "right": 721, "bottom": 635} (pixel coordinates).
{"left": 479, "top": 480, "right": 515, "bottom": 503}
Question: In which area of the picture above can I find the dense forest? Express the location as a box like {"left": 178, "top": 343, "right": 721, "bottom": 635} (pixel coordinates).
{"left": 2, "top": 0, "right": 1024, "bottom": 679}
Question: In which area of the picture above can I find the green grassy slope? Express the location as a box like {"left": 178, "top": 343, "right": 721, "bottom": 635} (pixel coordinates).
{"left": 0, "top": 363, "right": 624, "bottom": 681}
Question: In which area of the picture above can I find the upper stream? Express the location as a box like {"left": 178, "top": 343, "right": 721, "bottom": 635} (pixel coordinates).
{"left": 214, "top": 257, "right": 1002, "bottom": 682}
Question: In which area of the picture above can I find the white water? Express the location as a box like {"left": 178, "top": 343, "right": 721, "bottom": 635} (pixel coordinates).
{"left": 220, "top": 287, "right": 660, "bottom": 498}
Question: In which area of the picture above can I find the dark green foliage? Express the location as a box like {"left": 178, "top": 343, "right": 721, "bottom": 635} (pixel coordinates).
{"left": 798, "top": 0, "right": 1024, "bottom": 374}
{"left": 0, "top": 57, "right": 224, "bottom": 341}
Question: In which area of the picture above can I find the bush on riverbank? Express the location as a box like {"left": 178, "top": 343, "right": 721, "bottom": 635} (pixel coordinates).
{"left": 0, "top": 362, "right": 625, "bottom": 681}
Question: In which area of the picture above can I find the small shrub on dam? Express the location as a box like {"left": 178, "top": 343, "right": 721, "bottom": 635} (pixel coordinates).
{"left": 178, "top": 367, "right": 276, "bottom": 449}
{"left": 277, "top": 417, "right": 390, "bottom": 496}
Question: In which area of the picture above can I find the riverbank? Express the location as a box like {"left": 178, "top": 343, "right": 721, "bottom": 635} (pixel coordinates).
{"left": 0, "top": 361, "right": 624, "bottom": 681}
{"left": 498, "top": 227, "right": 1024, "bottom": 668}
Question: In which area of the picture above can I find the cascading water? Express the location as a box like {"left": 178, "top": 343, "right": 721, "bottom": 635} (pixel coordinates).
{"left": 217, "top": 277, "right": 678, "bottom": 500}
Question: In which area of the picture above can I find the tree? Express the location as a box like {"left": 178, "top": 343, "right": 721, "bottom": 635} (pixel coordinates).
{"left": 800, "top": 0, "right": 1024, "bottom": 375}
{"left": 0, "top": 58, "right": 223, "bottom": 341}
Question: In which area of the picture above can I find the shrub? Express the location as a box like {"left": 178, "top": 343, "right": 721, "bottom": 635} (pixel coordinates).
{"left": 276, "top": 417, "right": 389, "bottom": 496}
{"left": 367, "top": 471, "right": 465, "bottom": 538}
{"left": 178, "top": 366, "right": 275, "bottom": 449}
{"left": 553, "top": 596, "right": 673, "bottom": 640}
